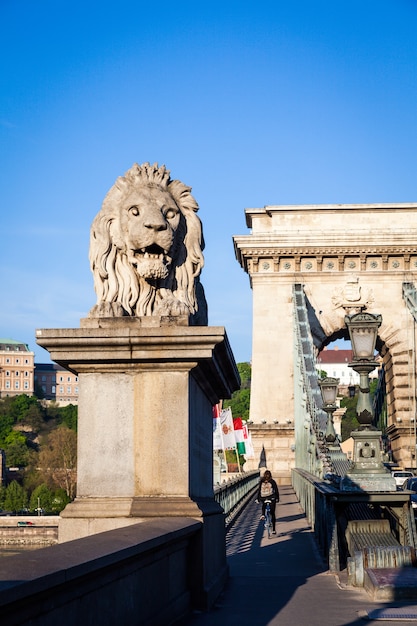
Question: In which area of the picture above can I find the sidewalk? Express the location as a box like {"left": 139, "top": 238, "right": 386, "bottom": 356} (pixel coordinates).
{"left": 181, "top": 485, "right": 417, "bottom": 626}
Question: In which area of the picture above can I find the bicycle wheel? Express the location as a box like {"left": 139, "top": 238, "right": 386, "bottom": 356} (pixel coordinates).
{"left": 265, "top": 510, "right": 272, "bottom": 539}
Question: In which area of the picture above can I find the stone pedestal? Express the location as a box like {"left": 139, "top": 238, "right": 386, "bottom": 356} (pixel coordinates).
{"left": 340, "top": 429, "right": 397, "bottom": 492}
{"left": 36, "top": 316, "right": 240, "bottom": 608}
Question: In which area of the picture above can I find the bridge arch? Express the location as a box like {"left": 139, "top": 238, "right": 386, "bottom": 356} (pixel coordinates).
{"left": 234, "top": 203, "right": 417, "bottom": 479}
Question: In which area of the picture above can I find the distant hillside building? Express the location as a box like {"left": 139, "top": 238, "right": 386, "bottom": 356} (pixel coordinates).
{"left": 316, "top": 348, "right": 358, "bottom": 387}
{"left": 316, "top": 347, "right": 380, "bottom": 396}
{"left": 0, "top": 339, "right": 34, "bottom": 398}
{"left": 34, "top": 363, "right": 79, "bottom": 406}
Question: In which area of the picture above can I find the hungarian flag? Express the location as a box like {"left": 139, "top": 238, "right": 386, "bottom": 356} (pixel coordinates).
{"left": 233, "top": 417, "right": 246, "bottom": 455}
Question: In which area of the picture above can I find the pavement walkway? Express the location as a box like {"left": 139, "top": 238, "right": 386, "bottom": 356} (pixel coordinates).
{"left": 180, "top": 484, "right": 417, "bottom": 626}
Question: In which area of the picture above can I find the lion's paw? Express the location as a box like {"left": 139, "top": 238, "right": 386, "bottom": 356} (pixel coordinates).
{"left": 154, "top": 295, "right": 190, "bottom": 317}
{"left": 88, "top": 302, "right": 126, "bottom": 318}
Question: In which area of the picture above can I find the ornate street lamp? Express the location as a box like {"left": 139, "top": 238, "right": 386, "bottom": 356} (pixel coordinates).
{"left": 318, "top": 377, "right": 339, "bottom": 444}
{"left": 341, "top": 312, "right": 396, "bottom": 492}
{"left": 345, "top": 312, "right": 382, "bottom": 427}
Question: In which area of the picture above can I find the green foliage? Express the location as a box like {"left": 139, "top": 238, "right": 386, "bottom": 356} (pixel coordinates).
{"left": 4, "top": 480, "right": 27, "bottom": 513}
{"left": 225, "top": 448, "right": 246, "bottom": 470}
{"left": 50, "top": 488, "right": 70, "bottom": 513}
{"left": 0, "top": 412, "right": 13, "bottom": 446}
{"left": 237, "top": 362, "right": 251, "bottom": 388}
{"left": 4, "top": 431, "right": 30, "bottom": 467}
{"left": 223, "top": 362, "right": 251, "bottom": 421}
{"left": 340, "top": 395, "right": 360, "bottom": 441}
{"left": 0, "top": 395, "right": 78, "bottom": 511}
{"left": 30, "top": 483, "right": 51, "bottom": 511}
{"left": 0, "top": 485, "right": 7, "bottom": 510}
{"left": 59, "top": 404, "right": 78, "bottom": 432}
{"left": 9, "top": 395, "right": 43, "bottom": 423}
{"left": 45, "top": 403, "right": 78, "bottom": 432}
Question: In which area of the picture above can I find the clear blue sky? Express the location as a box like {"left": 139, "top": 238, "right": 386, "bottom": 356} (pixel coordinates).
{"left": 1, "top": 1, "right": 416, "bottom": 364}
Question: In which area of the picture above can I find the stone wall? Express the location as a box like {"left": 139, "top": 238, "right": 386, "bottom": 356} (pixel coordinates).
{"left": 0, "top": 518, "right": 202, "bottom": 626}
{"left": 244, "top": 423, "right": 294, "bottom": 483}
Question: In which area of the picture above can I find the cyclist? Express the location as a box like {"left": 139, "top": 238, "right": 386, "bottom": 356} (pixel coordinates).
{"left": 255, "top": 469, "right": 279, "bottom": 534}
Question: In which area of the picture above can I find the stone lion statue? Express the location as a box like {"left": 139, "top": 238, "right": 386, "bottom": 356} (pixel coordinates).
{"left": 88, "top": 162, "right": 207, "bottom": 324}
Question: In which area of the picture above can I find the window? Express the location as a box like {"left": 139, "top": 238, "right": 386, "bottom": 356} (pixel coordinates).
{"left": 5, "top": 371, "right": 9, "bottom": 377}
{"left": 75, "top": 376, "right": 78, "bottom": 382}
{"left": 15, "top": 359, "right": 19, "bottom": 364}
{"left": 5, "top": 358, "right": 10, "bottom": 363}
{"left": 59, "top": 376, "right": 63, "bottom": 383}
{"left": 15, "top": 381, "right": 19, "bottom": 389}
{"left": 5, "top": 381, "right": 10, "bottom": 389}
{"left": 52, "top": 385, "right": 56, "bottom": 393}
{"left": 25, "top": 371, "right": 28, "bottom": 377}
{"left": 59, "top": 386, "right": 64, "bottom": 393}
{"left": 67, "top": 377, "right": 71, "bottom": 383}
{"left": 67, "top": 386, "right": 71, "bottom": 394}
{"left": 15, "top": 371, "right": 19, "bottom": 377}
{"left": 24, "top": 359, "right": 28, "bottom": 364}
{"left": 24, "top": 381, "right": 29, "bottom": 390}
{"left": 42, "top": 385, "right": 46, "bottom": 393}
{"left": 75, "top": 387, "right": 79, "bottom": 394}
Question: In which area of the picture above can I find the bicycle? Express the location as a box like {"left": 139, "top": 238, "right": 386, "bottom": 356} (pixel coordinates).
{"left": 262, "top": 499, "right": 273, "bottom": 539}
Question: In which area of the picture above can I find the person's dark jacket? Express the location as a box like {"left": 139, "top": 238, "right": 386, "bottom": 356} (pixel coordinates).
{"left": 256, "top": 478, "right": 279, "bottom": 503}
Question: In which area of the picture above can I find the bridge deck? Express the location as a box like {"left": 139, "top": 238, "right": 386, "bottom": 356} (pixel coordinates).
{"left": 179, "top": 485, "right": 417, "bottom": 626}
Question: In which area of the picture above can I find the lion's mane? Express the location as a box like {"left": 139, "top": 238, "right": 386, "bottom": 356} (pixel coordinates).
{"left": 88, "top": 162, "right": 207, "bottom": 324}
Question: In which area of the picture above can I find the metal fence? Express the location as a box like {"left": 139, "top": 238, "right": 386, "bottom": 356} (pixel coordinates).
{"left": 214, "top": 470, "right": 260, "bottom": 527}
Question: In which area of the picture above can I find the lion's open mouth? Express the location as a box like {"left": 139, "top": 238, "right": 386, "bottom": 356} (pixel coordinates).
{"left": 129, "top": 244, "right": 171, "bottom": 280}
{"left": 137, "top": 243, "right": 169, "bottom": 258}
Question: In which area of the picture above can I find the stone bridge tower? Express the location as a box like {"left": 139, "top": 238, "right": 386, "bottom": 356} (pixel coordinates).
{"left": 234, "top": 203, "right": 417, "bottom": 480}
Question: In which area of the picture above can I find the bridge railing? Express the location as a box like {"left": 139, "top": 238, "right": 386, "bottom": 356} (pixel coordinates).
{"left": 292, "top": 467, "right": 417, "bottom": 573}
{"left": 292, "top": 468, "right": 340, "bottom": 571}
{"left": 214, "top": 470, "right": 260, "bottom": 527}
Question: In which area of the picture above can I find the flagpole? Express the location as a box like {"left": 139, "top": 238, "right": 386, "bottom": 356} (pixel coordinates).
{"left": 236, "top": 444, "right": 241, "bottom": 473}
{"left": 217, "top": 406, "right": 228, "bottom": 476}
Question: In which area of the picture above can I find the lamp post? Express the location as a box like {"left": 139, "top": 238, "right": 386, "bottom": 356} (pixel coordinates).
{"left": 318, "top": 377, "right": 339, "bottom": 445}
{"left": 346, "top": 312, "right": 382, "bottom": 427}
{"left": 340, "top": 312, "right": 396, "bottom": 492}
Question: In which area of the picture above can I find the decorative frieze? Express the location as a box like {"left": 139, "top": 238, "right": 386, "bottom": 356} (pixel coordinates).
{"left": 237, "top": 250, "right": 417, "bottom": 274}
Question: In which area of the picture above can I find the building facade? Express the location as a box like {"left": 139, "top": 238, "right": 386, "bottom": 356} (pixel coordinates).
{"left": 0, "top": 339, "right": 34, "bottom": 398}
{"left": 34, "top": 363, "right": 79, "bottom": 406}
{"left": 317, "top": 347, "right": 380, "bottom": 396}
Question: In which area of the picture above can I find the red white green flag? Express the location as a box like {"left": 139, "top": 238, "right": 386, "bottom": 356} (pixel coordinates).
{"left": 233, "top": 417, "right": 246, "bottom": 454}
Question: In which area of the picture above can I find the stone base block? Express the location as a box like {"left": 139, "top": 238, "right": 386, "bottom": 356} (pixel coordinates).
{"left": 59, "top": 496, "right": 224, "bottom": 543}
{"left": 364, "top": 567, "right": 417, "bottom": 601}
{"left": 340, "top": 472, "right": 397, "bottom": 492}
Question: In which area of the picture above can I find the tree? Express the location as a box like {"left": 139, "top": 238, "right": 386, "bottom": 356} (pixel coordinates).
{"left": 51, "top": 488, "right": 71, "bottom": 513}
{"left": 59, "top": 404, "right": 78, "bottom": 432}
{"left": 4, "top": 480, "right": 27, "bottom": 513}
{"left": 38, "top": 426, "right": 77, "bottom": 499}
{"left": 8, "top": 395, "right": 43, "bottom": 423}
{"left": 4, "top": 431, "right": 30, "bottom": 467}
{"left": 223, "top": 362, "right": 251, "bottom": 420}
{"left": 30, "top": 483, "right": 53, "bottom": 513}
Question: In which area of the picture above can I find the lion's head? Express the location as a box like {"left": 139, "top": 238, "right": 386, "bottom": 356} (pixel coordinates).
{"left": 88, "top": 162, "right": 207, "bottom": 324}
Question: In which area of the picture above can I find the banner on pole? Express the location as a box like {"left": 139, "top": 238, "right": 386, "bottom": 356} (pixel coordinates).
{"left": 213, "top": 405, "right": 223, "bottom": 451}
{"left": 233, "top": 416, "right": 246, "bottom": 455}
{"left": 220, "top": 408, "right": 236, "bottom": 450}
